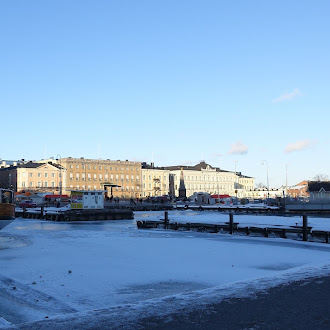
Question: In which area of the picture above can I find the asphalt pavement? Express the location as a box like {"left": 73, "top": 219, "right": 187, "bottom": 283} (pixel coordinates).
{"left": 135, "top": 275, "right": 330, "bottom": 330}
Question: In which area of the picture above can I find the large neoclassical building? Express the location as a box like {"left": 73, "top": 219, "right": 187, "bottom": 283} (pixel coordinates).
{"left": 165, "top": 161, "right": 255, "bottom": 198}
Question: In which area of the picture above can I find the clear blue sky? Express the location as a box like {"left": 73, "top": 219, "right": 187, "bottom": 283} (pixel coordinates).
{"left": 1, "top": 0, "right": 329, "bottom": 187}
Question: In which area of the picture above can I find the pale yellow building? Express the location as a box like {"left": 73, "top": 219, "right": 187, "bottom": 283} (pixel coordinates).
{"left": 141, "top": 163, "right": 170, "bottom": 197}
{"left": 0, "top": 161, "right": 62, "bottom": 193}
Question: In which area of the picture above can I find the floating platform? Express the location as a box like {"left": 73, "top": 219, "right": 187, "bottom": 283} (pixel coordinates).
{"left": 15, "top": 208, "right": 133, "bottom": 221}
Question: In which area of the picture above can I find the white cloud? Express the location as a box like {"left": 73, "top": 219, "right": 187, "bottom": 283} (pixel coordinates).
{"left": 272, "top": 88, "right": 302, "bottom": 103}
{"left": 284, "top": 140, "right": 318, "bottom": 153}
{"left": 229, "top": 142, "right": 248, "bottom": 155}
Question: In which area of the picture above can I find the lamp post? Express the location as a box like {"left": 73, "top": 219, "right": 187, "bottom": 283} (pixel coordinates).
{"left": 56, "top": 154, "right": 62, "bottom": 206}
{"left": 262, "top": 160, "right": 269, "bottom": 199}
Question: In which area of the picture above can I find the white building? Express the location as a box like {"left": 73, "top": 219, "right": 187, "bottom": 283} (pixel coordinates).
{"left": 166, "top": 161, "right": 255, "bottom": 199}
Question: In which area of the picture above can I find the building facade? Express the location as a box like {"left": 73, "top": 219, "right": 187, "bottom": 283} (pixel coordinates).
{"left": 0, "top": 161, "right": 62, "bottom": 193}
{"left": 141, "top": 163, "right": 170, "bottom": 197}
{"left": 166, "top": 161, "right": 255, "bottom": 199}
{"left": 287, "top": 181, "right": 309, "bottom": 197}
{"left": 49, "top": 157, "right": 142, "bottom": 197}
{"left": 308, "top": 181, "right": 330, "bottom": 200}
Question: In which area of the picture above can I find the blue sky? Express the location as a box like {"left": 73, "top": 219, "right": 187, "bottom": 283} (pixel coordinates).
{"left": 1, "top": 0, "right": 329, "bottom": 187}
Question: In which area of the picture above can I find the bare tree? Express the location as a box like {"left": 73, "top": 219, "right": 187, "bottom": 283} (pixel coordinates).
{"left": 312, "top": 174, "right": 329, "bottom": 181}
{"left": 256, "top": 182, "right": 267, "bottom": 189}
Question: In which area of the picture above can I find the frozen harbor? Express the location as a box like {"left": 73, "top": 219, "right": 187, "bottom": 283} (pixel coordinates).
{"left": 0, "top": 210, "right": 330, "bottom": 329}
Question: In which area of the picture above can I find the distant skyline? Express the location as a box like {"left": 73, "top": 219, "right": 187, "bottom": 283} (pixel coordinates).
{"left": 1, "top": 0, "right": 329, "bottom": 188}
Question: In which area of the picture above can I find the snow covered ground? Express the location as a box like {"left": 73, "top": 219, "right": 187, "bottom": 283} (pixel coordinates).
{"left": 0, "top": 210, "right": 330, "bottom": 328}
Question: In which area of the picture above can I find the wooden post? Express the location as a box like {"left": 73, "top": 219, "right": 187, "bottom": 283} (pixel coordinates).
{"left": 303, "top": 215, "right": 308, "bottom": 241}
{"left": 40, "top": 205, "right": 44, "bottom": 219}
{"left": 23, "top": 205, "right": 27, "bottom": 218}
{"left": 229, "top": 213, "right": 234, "bottom": 234}
{"left": 164, "top": 211, "right": 169, "bottom": 229}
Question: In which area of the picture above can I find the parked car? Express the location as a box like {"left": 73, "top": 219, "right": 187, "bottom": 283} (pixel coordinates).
{"left": 19, "top": 200, "right": 37, "bottom": 208}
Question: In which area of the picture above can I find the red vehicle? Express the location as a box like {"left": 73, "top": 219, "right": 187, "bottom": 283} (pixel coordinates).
{"left": 19, "top": 200, "right": 37, "bottom": 208}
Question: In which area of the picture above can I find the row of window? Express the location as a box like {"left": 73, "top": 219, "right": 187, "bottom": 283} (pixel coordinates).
{"left": 69, "top": 174, "right": 140, "bottom": 179}
{"left": 22, "top": 182, "right": 57, "bottom": 188}
{"left": 176, "top": 184, "right": 235, "bottom": 191}
{"left": 143, "top": 175, "right": 168, "bottom": 181}
{"left": 69, "top": 164, "right": 140, "bottom": 171}
{"left": 21, "top": 173, "right": 57, "bottom": 178}
{"left": 68, "top": 185, "right": 140, "bottom": 191}
{"left": 182, "top": 175, "right": 240, "bottom": 182}
{"left": 143, "top": 183, "right": 167, "bottom": 189}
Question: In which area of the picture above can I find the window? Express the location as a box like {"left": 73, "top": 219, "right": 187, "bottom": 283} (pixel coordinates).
{"left": 44, "top": 182, "right": 48, "bottom": 187}
{"left": 45, "top": 173, "right": 48, "bottom": 177}
{"left": 38, "top": 173, "right": 41, "bottom": 177}
{"left": 52, "top": 173, "right": 55, "bottom": 177}
{"left": 52, "top": 182, "right": 55, "bottom": 187}
{"left": 30, "top": 173, "right": 33, "bottom": 177}
{"left": 76, "top": 165, "right": 79, "bottom": 169}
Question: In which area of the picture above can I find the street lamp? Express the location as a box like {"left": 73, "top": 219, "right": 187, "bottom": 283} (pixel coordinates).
{"left": 56, "top": 154, "right": 62, "bottom": 206}
{"left": 262, "top": 160, "right": 269, "bottom": 199}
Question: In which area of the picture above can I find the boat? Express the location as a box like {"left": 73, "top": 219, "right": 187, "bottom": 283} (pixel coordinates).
{"left": 0, "top": 188, "right": 15, "bottom": 230}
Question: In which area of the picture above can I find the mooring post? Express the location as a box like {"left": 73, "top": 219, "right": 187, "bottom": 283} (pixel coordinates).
{"left": 229, "top": 213, "right": 234, "bottom": 234}
{"left": 164, "top": 211, "right": 169, "bottom": 229}
{"left": 303, "top": 215, "right": 308, "bottom": 241}
{"left": 40, "top": 205, "right": 44, "bottom": 219}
